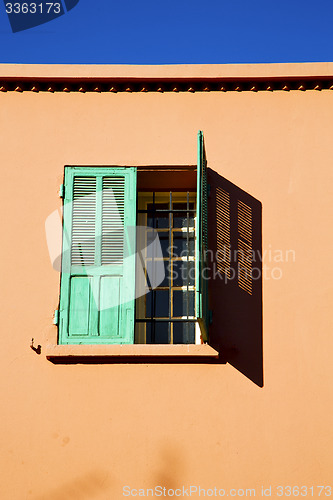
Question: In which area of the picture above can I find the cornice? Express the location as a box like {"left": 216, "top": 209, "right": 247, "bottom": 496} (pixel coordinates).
{"left": 0, "top": 63, "right": 333, "bottom": 92}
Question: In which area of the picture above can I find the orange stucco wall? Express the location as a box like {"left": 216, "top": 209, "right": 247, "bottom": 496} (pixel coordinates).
{"left": 1, "top": 64, "right": 332, "bottom": 499}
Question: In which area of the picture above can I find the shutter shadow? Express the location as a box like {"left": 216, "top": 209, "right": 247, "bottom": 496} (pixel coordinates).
{"left": 208, "top": 170, "right": 263, "bottom": 387}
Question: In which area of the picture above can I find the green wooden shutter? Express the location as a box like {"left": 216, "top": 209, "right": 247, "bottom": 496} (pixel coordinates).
{"left": 196, "top": 131, "right": 209, "bottom": 341}
{"left": 58, "top": 167, "right": 137, "bottom": 344}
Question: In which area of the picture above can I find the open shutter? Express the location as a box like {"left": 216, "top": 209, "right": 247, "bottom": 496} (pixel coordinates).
{"left": 58, "top": 167, "right": 137, "bottom": 344}
{"left": 196, "top": 131, "right": 209, "bottom": 341}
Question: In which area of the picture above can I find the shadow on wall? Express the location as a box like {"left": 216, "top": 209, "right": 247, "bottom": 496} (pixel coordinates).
{"left": 32, "top": 470, "right": 109, "bottom": 500}
{"left": 208, "top": 170, "right": 263, "bottom": 387}
{"left": 153, "top": 444, "right": 184, "bottom": 492}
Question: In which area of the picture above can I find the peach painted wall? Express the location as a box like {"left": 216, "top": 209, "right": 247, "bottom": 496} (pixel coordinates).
{"left": 0, "top": 64, "right": 332, "bottom": 499}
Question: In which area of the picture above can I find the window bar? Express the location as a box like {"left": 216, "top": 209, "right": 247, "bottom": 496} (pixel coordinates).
{"left": 137, "top": 318, "right": 194, "bottom": 322}
{"left": 138, "top": 208, "right": 196, "bottom": 213}
{"left": 138, "top": 208, "right": 195, "bottom": 213}
{"left": 169, "top": 191, "right": 172, "bottom": 344}
{"left": 186, "top": 191, "right": 190, "bottom": 343}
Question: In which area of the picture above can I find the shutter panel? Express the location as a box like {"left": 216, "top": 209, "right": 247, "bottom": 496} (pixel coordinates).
{"left": 58, "top": 167, "right": 137, "bottom": 344}
{"left": 196, "top": 131, "right": 209, "bottom": 341}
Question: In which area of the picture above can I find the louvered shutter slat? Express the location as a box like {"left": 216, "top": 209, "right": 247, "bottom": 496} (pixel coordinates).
{"left": 71, "top": 177, "right": 96, "bottom": 266}
{"left": 102, "top": 177, "right": 125, "bottom": 265}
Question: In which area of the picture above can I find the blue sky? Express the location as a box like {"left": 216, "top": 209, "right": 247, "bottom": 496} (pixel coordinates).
{"left": 0, "top": 0, "right": 333, "bottom": 64}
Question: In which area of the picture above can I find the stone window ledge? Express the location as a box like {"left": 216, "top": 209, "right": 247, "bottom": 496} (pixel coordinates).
{"left": 46, "top": 343, "right": 219, "bottom": 360}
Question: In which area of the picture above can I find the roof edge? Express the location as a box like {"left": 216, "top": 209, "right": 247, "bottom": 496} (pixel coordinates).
{"left": 0, "top": 62, "right": 333, "bottom": 79}
{"left": 1, "top": 63, "right": 333, "bottom": 93}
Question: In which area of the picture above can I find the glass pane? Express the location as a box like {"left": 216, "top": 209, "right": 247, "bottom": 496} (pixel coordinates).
{"left": 173, "top": 290, "right": 195, "bottom": 317}
{"left": 147, "top": 203, "right": 169, "bottom": 229}
{"left": 146, "top": 260, "right": 170, "bottom": 288}
{"left": 146, "top": 322, "right": 169, "bottom": 344}
{"left": 173, "top": 322, "right": 195, "bottom": 344}
{"left": 147, "top": 231, "right": 170, "bottom": 258}
{"left": 134, "top": 322, "right": 146, "bottom": 343}
{"left": 173, "top": 233, "right": 194, "bottom": 257}
{"left": 145, "top": 290, "right": 169, "bottom": 318}
{"left": 172, "top": 261, "right": 195, "bottom": 287}
{"left": 173, "top": 202, "right": 195, "bottom": 229}
{"left": 173, "top": 214, "right": 195, "bottom": 229}
{"left": 173, "top": 202, "right": 195, "bottom": 210}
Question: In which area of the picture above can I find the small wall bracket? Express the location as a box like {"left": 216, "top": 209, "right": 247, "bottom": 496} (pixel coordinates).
{"left": 53, "top": 309, "right": 59, "bottom": 326}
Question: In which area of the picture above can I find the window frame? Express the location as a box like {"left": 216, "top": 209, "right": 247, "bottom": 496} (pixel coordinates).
{"left": 46, "top": 131, "right": 218, "bottom": 359}
{"left": 135, "top": 190, "right": 199, "bottom": 345}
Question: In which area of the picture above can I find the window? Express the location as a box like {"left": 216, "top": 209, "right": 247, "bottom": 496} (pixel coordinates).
{"left": 135, "top": 191, "right": 197, "bottom": 344}
{"left": 57, "top": 132, "right": 209, "bottom": 346}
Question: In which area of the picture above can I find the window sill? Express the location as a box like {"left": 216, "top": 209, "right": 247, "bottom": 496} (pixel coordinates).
{"left": 45, "top": 343, "right": 219, "bottom": 360}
